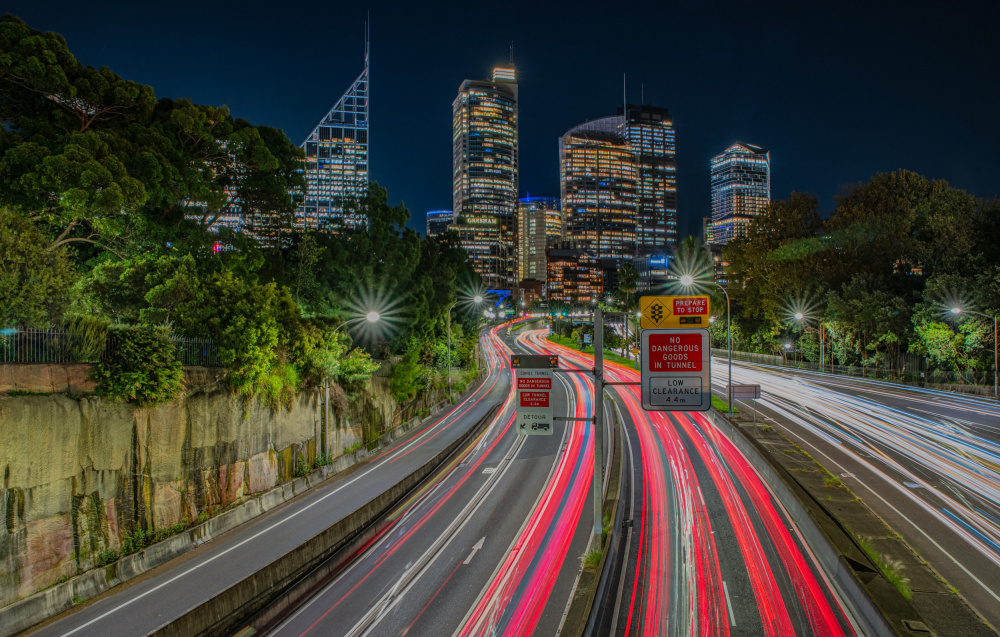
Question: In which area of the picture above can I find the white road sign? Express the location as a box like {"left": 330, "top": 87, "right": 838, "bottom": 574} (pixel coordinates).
{"left": 640, "top": 328, "right": 711, "bottom": 411}
{"left": 516, "top": 368, "right": 554, "bottom": 435}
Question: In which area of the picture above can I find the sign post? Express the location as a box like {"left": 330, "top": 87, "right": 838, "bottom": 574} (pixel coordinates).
{"left": 640, "top": 328, "right": 711, "bottom": 411}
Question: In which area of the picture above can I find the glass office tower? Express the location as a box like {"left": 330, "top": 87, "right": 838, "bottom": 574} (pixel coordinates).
{"left": 296, "top": 40, "right": 370, "bottom": 232}
{"left": 426, "top": 210, "right": 453, "bottom": 237}
{"left": 619, "top": 104, "right": 677, "bottom": 252}
{"left": 452, "top": 65, "right": 519, "bottom": 291}
{"left": 517, "top": 197, "right": 561, "bottom": 284}
{"left": 560, "top": 116, "right": 638, "bottom": 261}
{"left": 710, "top": 143, "right": 770, "bottom": 245}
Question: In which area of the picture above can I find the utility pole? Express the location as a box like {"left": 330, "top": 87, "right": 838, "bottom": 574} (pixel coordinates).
{"left": 592, "top": 308, "right": 605, "bottom": 542}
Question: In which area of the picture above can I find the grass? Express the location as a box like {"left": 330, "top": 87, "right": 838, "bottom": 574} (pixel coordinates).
{"left": 581, "top": 548, "right": 603, "bottom": 571}
{"left": 343, "top": 441, "right": 364, "bottom": 454}
{"left": 711, "top": 394, "right": 738, "bottom": 414}
{"left": 857, "top": 535, "right": 912, "bottom": 600}
{"left": 546, "top": 334, "right": 637, "bottom": 368}
{"left": 7, "top": 389, "right": 52, "bottom": 396}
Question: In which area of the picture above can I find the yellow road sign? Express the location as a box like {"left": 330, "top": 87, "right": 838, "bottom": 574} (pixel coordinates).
{"left": 639, "top": 295, "right": 711, "bottom": 329}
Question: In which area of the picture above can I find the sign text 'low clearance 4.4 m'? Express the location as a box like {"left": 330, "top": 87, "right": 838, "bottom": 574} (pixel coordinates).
{"left": 640, "top": 328, "right": 711, "bottom": 411}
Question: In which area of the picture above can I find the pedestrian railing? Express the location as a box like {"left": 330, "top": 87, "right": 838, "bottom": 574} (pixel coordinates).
{"left": 0, "top": 327, "right": 224, "bottom": 367}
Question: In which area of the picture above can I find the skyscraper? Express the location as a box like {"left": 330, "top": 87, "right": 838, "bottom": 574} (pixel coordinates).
{"left": 710, "top": 143, "right": 770, "bottom": 245}
{"left": 425, "top": 210, "right": 453, "bottom": 237}
{"left": 560, "top": 116, "right": 637, "bottom": 261}
{"left": 517, "top": 197, "right": 560, "bottom": 284}
{"left": 451, "top": 65, "right": 519, "bottom": 290}
{"left": 619, "top": 104, "right": 678, "bottom": 252}
{"left": 296, "top": 37, "right": 370, "bottom": 232}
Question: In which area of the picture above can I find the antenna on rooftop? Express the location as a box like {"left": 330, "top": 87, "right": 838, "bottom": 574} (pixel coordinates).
{"left": 510, "top": 41, "right": 514, "bottom": 64}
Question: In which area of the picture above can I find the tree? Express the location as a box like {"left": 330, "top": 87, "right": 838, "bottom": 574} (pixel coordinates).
{"left": 618, "top": 261, "right": 638, "bottom": 310}
{"left": 0, "top": 208, "right": 77, "bottom": 326}
{"left": 0, "top": 15, "right": 304, "bottom": 260}
{"left": 723, "top": 193, "right": 825, "bottom": 341}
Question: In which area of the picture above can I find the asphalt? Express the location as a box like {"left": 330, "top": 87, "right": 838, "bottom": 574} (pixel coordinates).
{"left": 531, "top": 334, "right": 861, "bottom": 636}
{"left": 26, "top": 330, "right": 513, "bottom": 637}
{"left": 712, "top": 358, "right": 1000, "bottom": 629}
{"left": 263, "top": 325, "right": 594, "bottom": 637}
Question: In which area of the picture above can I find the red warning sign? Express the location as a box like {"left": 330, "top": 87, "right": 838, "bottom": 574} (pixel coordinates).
{"left": 517, "top": 378, "right": 552, "bottom": 390}
{"left": 519, "top": 391, "right": 550, "bottom": 408}
{"left": 673, "top": 297, "right": 709, "bottom": 316}
{"left": 647, "top": 333, "right": 703, "bottom": 372}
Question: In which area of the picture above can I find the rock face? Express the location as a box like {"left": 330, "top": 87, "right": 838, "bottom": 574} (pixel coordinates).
{"left": 0, "top": 369, "right": 334, "bottom": 607}
{"left": 0, "top": 362, "right": 453, "bottom": 607}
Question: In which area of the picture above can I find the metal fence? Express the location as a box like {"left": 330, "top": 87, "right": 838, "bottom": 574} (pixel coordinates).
{"left": 712, "top": 348, "right": 992, "bottom": 386}
{"left": 0, "top": 327, "right": 223, "bottom": 367}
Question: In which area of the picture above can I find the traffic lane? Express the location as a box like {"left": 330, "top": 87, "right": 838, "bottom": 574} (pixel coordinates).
{"left": 344, "top": 395, "right": 571, "bottom": 637}
{"left": 455, "top": 331, "right": 595, "bottom": 636}
{"left": 736, "top": 391, "right": 1000, "bottom": 628}
{"left": 722, "top": 359, "right": 1000, "bottom": 433}
{"left": 546, "top": 341, "right": 855, "bottom": 635}
{"left": 715, "top": 360, "right": 1000, "bottom": 537}
{"left": 710, "top": 363, "right": 1000, "bottom": 627}
{"left": 265, "top": 326, "right": 567, "bottom": 637}
{"left": 31, "top": 334, "right": 511, "bottom": 637}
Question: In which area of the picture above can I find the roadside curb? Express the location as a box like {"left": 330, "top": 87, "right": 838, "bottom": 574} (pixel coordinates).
{"left": 2, "top": 382, "right": 485, "bottom": 637}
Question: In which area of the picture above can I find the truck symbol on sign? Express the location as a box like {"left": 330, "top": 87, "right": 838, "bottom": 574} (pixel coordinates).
{"left": 531, "top": 422, "right": 550, "bottom": 431}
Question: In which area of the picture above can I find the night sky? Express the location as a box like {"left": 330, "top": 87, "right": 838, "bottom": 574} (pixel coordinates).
{"left": 6, "top": 0, "right": 998, "bottom": 238}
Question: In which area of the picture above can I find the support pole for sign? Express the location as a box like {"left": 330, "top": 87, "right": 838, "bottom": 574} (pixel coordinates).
{"left": 593, "top": 308, "right": 604, "bottom": 541}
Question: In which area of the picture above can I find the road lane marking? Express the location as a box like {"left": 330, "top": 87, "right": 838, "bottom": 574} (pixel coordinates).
{"left": 464, "top": 538, "right": 486, "bottom": 564}
{"left": 722, "top": 580, "right": 736, "bottom": 626}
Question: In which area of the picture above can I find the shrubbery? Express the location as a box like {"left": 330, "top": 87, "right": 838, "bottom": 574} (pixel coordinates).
{"left": 93, "top": 325, "right": 183, "bottom": 407}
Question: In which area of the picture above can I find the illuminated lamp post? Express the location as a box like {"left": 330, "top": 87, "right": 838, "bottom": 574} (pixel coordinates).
{"left": 681, "top": 274, "right": 732, "bottom": 418}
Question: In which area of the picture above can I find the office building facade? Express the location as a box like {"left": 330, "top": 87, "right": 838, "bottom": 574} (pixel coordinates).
{"left": 426, "top": 210, "right": 453, "bottom": 236}
{"left": 546, "top": 247, "right": 603, "bottom": 304}
{"left": 619, "top": 104, "right": 678, "bottom": 252}
{"left": 452, "top": 65, "right": 519, "bottom": 290}
{"left": 517, "top": 197, "right": 560, "bottom": 284}
{"left": 560, "top": 116, "right": 638, "bottom": 262}
{"left": 710, "top": 143, "right": 770, "bottom": 245}
{"left": 296, "top": 42, "right": 370, "bottom": 232}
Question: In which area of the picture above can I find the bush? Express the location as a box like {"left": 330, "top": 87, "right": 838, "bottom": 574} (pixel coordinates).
{"left": 93, "top": 325, "right": 183, "bottom": 407}
{"left": 67, "top": 314, "right": 109, "bottom": 362}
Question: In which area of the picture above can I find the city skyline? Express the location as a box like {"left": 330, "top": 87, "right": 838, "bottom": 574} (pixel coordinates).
{"left": 4, "top": 1, "right": 997, "bottom": 241}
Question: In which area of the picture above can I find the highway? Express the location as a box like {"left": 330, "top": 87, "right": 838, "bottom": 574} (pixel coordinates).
{"left": 264, "top": 323, "right": 597, "bottom": 637}
{"left": 28, "top": 325, "right": 517, "bottom": 637}
{"left": 713, "top": 359, "right": 1000, "bottom": 628}
{"left": 528, "top": 330, "right": 862, "bottom": 636}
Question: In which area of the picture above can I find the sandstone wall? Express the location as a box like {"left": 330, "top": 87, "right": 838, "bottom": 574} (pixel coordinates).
{"left": 0, "top": 368, "right": 330, "bottom": 607}
{"left": 0, "top": 360, "right": 460, "bottom": 607}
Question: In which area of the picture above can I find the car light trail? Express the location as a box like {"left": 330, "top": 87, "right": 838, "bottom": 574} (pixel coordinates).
{"left": 525, "top": 330, "right": 855, "bottom": 635}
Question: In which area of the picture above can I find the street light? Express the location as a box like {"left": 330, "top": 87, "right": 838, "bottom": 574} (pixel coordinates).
{"left": 325, "top": 311, "right": 381, "bottom": 458}
{"left": 951, "top": 306, "right": 998, "bottom": 397}
{"left": 680, "top": 275, "right": 733, "bottom": 418}
{"left": 447, "top": 294, "right": 486, "bottom": 404}
{"left": 791, "top": 310, "right": 827, "bottom": 371}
